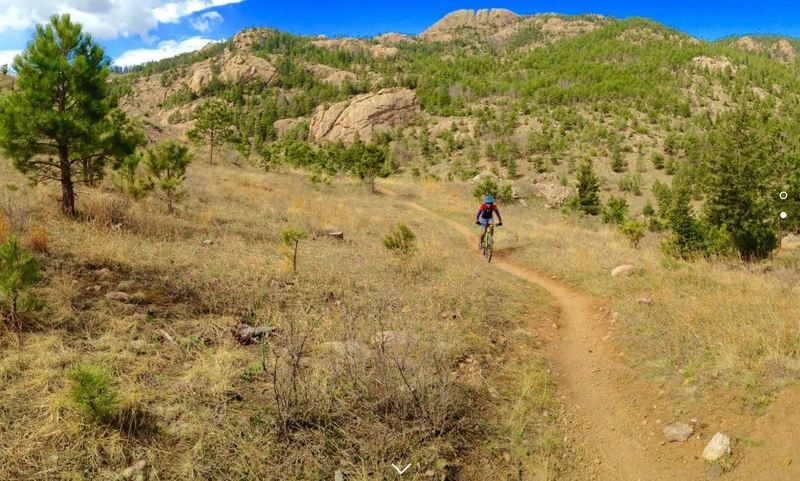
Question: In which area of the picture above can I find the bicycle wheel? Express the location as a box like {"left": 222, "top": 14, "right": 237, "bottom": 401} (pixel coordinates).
{"left": 485, "top": 233, "right": 493, "bottom": 262}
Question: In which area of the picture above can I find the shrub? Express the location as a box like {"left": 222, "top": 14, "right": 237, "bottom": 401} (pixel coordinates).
{"left": 619, "top": 172, "right": 642, "bottom": 195}
{"left": 472, "top": 176, "right": 515, "bottom": 203}
{"left": 652, "top": 152, "right": 665, "bottom": 170}
{"left": 642, "top": 200, "right": 656, "bottom": 217}
{"left": 383, "top": 224, "right": 416, "bottom": 257}
{"left": 69, "top": 364, "right": 118, "bottom": 423}
{"left": 601, "top": 196, "right": 629, "bottom": 225}
{"left": 620, "top": 219, "right": 646, "bottom": 247}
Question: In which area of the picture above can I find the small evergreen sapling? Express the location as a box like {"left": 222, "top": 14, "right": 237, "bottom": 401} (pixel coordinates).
{"left": 145, "top": 141, "right": 193, "bottom": 213}
{"left": 281, "top": 228, "right": 307, "bottom": 274}
{"left": 0, "top": 235, "right": 42, "bottom": 337}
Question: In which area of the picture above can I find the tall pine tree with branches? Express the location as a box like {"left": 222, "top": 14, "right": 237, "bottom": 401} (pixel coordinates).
{"left": 0, "top": 15, "right": 142, "bottom": 217}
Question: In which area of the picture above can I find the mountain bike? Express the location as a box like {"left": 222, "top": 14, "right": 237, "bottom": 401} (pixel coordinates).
{"left": 480, "top": 224, "right": 501, "bottom": 263}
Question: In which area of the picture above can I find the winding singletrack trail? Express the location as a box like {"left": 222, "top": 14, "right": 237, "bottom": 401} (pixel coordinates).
{"left": 381, "top": 187, "right": 704, "bottom": 481}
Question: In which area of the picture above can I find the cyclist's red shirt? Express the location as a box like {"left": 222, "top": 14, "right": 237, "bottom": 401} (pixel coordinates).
{"left": 477, "top": 203, "right": 501, "bottom": 221}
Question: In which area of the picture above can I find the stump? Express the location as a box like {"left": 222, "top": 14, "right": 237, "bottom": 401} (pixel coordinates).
{"left": 328, "top": 231, "right": 344, "bottom": 240}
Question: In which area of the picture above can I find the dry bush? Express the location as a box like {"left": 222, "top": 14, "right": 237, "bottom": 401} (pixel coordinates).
{"left": 24, "top": 224, "right": 49, "bottom": 253}
{"left": 0, "top": 212, "right": 8, "bottom": 242}
{"left": 81, "top": 192, "right": 131, "bottom": 227}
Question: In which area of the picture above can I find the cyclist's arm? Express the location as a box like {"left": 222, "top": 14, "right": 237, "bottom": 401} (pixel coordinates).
{"left": 476, "top": 207, "right": 483, "bottom": 222}
{"left": 495, "top": 208, "right": 503, "bottom": 224}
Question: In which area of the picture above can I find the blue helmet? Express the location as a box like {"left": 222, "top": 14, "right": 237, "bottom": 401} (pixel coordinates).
{"left": 484, "top": 195, "right": 494, "bottom": 204}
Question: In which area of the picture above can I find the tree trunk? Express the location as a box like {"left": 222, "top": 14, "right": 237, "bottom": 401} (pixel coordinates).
{"left": 209, "top": 132, "right": 215, "bottom": 165}
{"left": 292, "top": 241, "right": 298, "bottom": 273}
{"left": 59, "top": 147, "right": 76, "bottom": 217}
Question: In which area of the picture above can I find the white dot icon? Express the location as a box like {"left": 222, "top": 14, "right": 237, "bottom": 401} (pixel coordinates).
{"left": 781, "top": 212, "right": 788, "bottom": 220}
{"left": 780, "top": 192, "right": 789, "bottom": 200}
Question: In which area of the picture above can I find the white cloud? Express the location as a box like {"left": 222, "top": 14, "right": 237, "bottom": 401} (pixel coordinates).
{"left": 0, "top": 0, "right": 243, "bottom": 39}
{"left": 0, "top": 50, "right": 21, "bottom": 67}
{"left": 190, "top": 11, "right": 223, "bottom": 33}
{"left": 113, "top": 36, "right": 216, "bottom": 67}
{"left": 154, "top": 0, "right": 239, "bottom": 23}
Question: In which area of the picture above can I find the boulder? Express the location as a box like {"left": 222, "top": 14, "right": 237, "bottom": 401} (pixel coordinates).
{"left": 769, "top": 39, "right": 797, "bottom": 64}
{"left": 735, "top": 36, "right": 763, "bottom": 53}
{"left": 663, "top": 422, "right": 694, "bottom": 442}
{"left": 122, "top": 460, "right": 147, "bottom": 480}
{"left": 273, "top": 118, "right": 308, "bottom": 138}
{"left": 105, "top": 291, "right": 132, "bottom": 302}
{"left": 309, "top": 88, "right": 421, "bottom": 144}
{"left": 692, "top": 56, "right": 737, "bottom": 74}
{"left": 533, "top": 182, "right": 573, "bottom": 207}
{"left": 306, "top": 63, "right": 357, "bottom": 87}
{"left": 611, "top": 264, "right": 639, "bottom": 277}
{"left": 782, "top": 234, "right": 800, "bottom": 250}
{"left": 702, "top": 432, "right": 731, "bottom": 461}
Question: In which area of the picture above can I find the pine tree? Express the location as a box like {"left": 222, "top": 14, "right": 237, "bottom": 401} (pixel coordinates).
{"left": 703, "top": 109, "right": 778, "bottom": 260}
{"left": 663, "top": 187, "right": 704, "bottom": 259}
{"left": 0, "top": 15, "right": 142, "bottom": 216}
{"left": 188, "top": 98, "right": 233, "bottom": 164}
{"left": 576, "top": 159, "right": 601, "bottom": 215}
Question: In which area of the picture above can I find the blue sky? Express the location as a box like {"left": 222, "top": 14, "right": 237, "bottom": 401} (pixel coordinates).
{"left": 1, "top": 1, "right": 799, "bottom": 67}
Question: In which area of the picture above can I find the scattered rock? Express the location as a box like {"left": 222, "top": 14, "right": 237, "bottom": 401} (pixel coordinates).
{"left": 663, "top": 422, "right": 694, "bottom": 442}
{"left": 781, "top": 234, "right": 800, "bottom": 250}
{"left": 202, "top": 239, "right": 214, "bottom": 246}
{"left": 611, "top": 264, "right": 639, "bottom": 277}
{"left": 308, "top": 88, "right": 421, "bottom": 144}
{"left": 235, "top": 323, "right": 273, "bottom": 344}
{"left": 122, "top": 460, "right": 147, "bottom": 480}
{"left": 105, "top": 291, "right": 132, "bottom": 302}
{"left": 702, "top": 432, "right": 731, "bottom": 461}
{"left": 328, "top": 231, "right": 345, "bottom": 240}
{"left": 94, "top": 268, "right": 113, "bottom": 279}
{"left": 638, "top": 298, "right": 654, "bottom": 305}
{"left": 335, "top": 470, "right": 345, "bottom": 481}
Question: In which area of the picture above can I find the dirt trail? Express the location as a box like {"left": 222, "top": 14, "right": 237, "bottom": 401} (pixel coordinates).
{"left": 382, "top": 188, "right": 704, "bottom": 480}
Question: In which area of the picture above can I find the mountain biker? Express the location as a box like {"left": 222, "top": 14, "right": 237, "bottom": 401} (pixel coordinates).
{"left": 476, "top": 195, "right": 503, "bottom": 249}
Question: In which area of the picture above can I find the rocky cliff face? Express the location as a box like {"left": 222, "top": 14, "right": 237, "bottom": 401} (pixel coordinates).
{"left": 188, "top": 51, "right": 276, "bottom": 93}
{"left": 308, "top": 88, "right": 421, "bottom": 143}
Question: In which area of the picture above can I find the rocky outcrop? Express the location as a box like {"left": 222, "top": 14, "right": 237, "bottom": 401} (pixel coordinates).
{"left": 533, "top": 182, "right": 573, "bottom": 207}
{"left": 311, "top": 38, "right": 398, "bottom": 58}
{"left": 735, "top": 36, "right": 763, "bottom": 53}
{"left": 188, "top": 51, "right": 276, "bottom": 93}
{"left": 769, "top": 39, "right": 797, "bottom": 64}
{"left": 273, "top": 118, "right": 308, "bottom": 138}
{"left": 692, "top": 56, "right": 737, "bottom": 74}
{"left": 374, "top": 33, "right": 416, "bottom": 45}
{"left": 306, "top": 63, "right": 357, "bottom": 86}
{"left": 421, "top": 9, "right": 520, "bottom": 42}
{"left": 230, "top": 28, "right": 271, "bottom": 51}
{"left": 309, "top": 88, "right": 421, "bottom": 143}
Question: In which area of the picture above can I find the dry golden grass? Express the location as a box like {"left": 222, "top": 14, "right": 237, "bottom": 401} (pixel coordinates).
{"left": 391, "top": 178, "right": 800, "bottom": 413}
{"left": 0, "top": 161, "right": 563, "bottom": 480}
{"left": 24, "top": 224, "right": 50, "bottom": 253}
